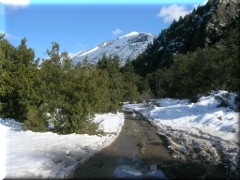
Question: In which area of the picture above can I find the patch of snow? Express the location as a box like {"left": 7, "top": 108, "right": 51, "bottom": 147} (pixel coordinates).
{"left": 0, "top": 120, "right": 7, "bottom": 180}
{"left": 119, "top": 31, "right": 139, "bottom": 39}
{"left": 93, "top": 113, "right": 124, "bottom": 134}
{"left": 158, "top": 46, "right": 164, "bottom": 51}
{"left": 78, "top": 46, "right": 100, "bottom": 57}
{"left": 0, "top": 113, "right": 124, "bottom": 179}
{"left": 123, "top": 91, "right": 239, "bottom": 176}
{"left": 124, "top": 91, "right": 239, "bottom": 142}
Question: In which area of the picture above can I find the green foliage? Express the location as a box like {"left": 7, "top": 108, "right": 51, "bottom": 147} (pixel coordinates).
{"left": 0, "top": 37, "right": 37, "bottom": 121}
{"left": 120, "top": 59, "right": 140, "bottom": 103}
{"left": 146, "top": 22, "right": 239, "bottom": 102}
{"left": 22, "top": 107, "right": 48, "bottom": 132}
{"left": 97, "top": 55, "right": 140, "bottom": 108}
{"left": 0, "top": 39, "right": 140, "bottom": 134}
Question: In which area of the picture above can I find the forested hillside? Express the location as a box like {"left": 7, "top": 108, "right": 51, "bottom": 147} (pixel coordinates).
{"left": 132, "top": 0, "right": 239, "bottom": 101}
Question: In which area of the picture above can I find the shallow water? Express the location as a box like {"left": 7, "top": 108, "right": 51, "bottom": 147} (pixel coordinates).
{"left": 114, "top": 159, "right": 166, "bottom": 179}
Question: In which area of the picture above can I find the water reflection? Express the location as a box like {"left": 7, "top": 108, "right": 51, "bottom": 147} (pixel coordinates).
{"left": 114, "top": 162, "right": 167, "bottom": 179}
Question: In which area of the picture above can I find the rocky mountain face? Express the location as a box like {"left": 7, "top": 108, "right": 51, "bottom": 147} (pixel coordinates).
{"left": 72, "top": 32, "right": 154, "bottom": 66}
{"left": 205, "top": 0, "right": 239, "bottom": 46}
{"left": 133, "top": 0, "right": 240, "bottom": 76}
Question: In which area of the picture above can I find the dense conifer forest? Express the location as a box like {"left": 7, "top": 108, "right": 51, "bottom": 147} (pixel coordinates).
{"left": 137, "top": 24, "right": 240, "bottom": 102}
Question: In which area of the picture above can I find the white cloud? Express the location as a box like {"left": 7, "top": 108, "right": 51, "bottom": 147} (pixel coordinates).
{"left": 1, "top": 0, "right": 30, "bottom": 10}
{"left": 112, "top": 28, "right": 123, "bottom": 36}
{"left": 4, "top": 32, "right": 22, "bottom": 40}
{"left": 0, "top": 0, "right": 30, "bottom": 6}
{"left": 157, "top": 4, "right": 190, "bottom": 23}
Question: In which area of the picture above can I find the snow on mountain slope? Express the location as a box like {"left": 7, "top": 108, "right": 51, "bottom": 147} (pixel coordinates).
{"left": 72, "top": 32, "right": 154, "bottom": 66}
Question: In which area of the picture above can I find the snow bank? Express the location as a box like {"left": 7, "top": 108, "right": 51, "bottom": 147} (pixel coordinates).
{"left": 0, "top": 120, "right": 7, "bottom": 180}
{"left": 94, "top": 112, "right": 124, "bottom": 134}
{"left": 124, "top": 91, "right": 239, "bottom": 177}
{"left": 0, "top": 113, "right": 124, "bottom": 179}
{"left": 124, "top": 91, "right": 239, "bottom": 142}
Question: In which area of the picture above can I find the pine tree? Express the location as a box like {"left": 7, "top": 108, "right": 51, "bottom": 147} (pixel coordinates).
{"left": 0, "top": 37, "right": 37, "bottom": 121}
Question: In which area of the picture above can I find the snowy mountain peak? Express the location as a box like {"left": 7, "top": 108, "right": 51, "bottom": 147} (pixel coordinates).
{"left": 119, "top": 31, "right": 139, "bottom": 39}
{"left": 73, "top": 32, "right": 154, "bottom": 66}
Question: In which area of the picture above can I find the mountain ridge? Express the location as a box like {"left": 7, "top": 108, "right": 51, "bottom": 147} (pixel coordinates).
{"left": 132, "top": 0, "right": 240, "bottom": 76}
{"left": 72, "top": 31, "right": 154, "bottom": 66}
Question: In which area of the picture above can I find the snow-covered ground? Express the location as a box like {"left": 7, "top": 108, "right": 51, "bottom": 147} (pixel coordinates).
{"left": 123, "top": 91, "right": 239, "bottom": 178}
{"left": 1, "top": 91, "right": 239, "bottom": 179}
{"left": 0, "top": 113, "right": 124, "bottom": 179}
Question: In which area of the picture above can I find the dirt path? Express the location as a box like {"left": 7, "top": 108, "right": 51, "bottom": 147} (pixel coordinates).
{"left": 70, "top": 112, "right": 227, "bottom": 179}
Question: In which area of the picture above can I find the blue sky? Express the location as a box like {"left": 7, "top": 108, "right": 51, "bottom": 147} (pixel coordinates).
{"left": 0, "top": 0, "right": 207, "bottom": 59}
